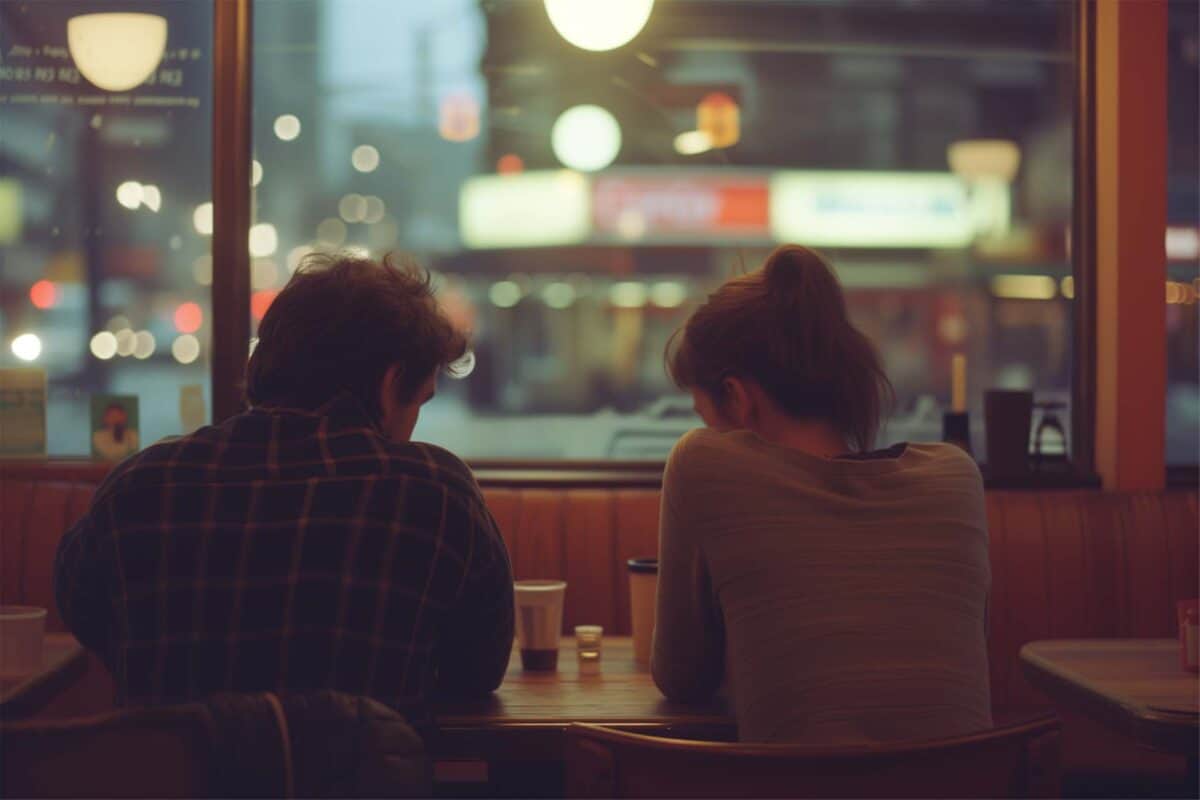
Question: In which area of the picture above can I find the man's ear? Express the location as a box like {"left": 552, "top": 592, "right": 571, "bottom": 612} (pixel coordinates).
{"left": 379, "top": 363, "right": 404, "bottom": 416}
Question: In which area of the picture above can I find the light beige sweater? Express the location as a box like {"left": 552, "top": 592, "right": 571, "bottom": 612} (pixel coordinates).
{"left": 651, "top": 429, "right": 993, "bottom": 744}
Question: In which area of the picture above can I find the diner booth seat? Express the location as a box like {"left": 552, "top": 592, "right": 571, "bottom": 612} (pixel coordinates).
{"left": 1, "top": 462, "right": 1197, "bottom": 794}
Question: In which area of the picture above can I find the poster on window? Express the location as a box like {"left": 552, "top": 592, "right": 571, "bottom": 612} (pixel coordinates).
{"left": 90, "top": 394, "right": 140, "bottom": 462}
{"left": 0, "top": 368, "right": 47, "bottom": 457}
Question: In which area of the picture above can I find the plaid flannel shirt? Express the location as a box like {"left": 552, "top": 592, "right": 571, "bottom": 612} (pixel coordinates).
{"left": 54, "top": 393, "right": 514, "bottom": 726}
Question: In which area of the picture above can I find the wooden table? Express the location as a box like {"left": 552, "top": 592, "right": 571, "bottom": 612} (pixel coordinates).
{"left": 432, "top": 636, "right": 732, "bottom": 791}
{"left": 0, "top": 634, "right": 88, "bottom": 720}
{"left": 1019, "top": 639, "right": 1199, "bottom": 759}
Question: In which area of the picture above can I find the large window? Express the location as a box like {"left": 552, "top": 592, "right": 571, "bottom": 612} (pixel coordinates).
{"left": 0, "top": 0, "right": 212, "bottom": 456}
{"left": 1166, "top": 0, "right": 1199, "bottom": 467}
{"left": 252, "top": 0, "right": 1076, "bottom": 460}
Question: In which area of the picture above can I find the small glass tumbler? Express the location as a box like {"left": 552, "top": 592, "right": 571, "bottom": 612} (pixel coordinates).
{"left": 575, "top": 625, "right": 603, "bottom": 675}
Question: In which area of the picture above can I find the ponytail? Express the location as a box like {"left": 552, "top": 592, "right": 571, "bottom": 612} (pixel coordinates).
{"left": 667, "top": 245, "right": 894, "bottom": 452}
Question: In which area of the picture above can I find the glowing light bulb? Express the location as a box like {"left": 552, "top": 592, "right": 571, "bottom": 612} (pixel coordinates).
{"left": 552, "top": 105, "right": 621, "bottom": 172}
{"left": 544, "top": 0, "right": 654, "bottom": 51}
{"left": 67, "top": 13, "right": 167, "bottom": 91}
{"left": 251, "top": 160, "right": 263, "bottom": 187}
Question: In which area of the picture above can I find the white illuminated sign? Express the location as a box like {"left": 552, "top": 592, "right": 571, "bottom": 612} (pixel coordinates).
{"left": 460, "top": 171, "right": 591, "bottom": 249}
{"left": 769, "top": 171, "right": 973, "bottom": 248}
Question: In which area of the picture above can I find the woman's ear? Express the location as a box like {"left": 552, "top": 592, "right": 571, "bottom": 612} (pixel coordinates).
{"left": 721, "top": 375, "right": 754, "bottom": 428}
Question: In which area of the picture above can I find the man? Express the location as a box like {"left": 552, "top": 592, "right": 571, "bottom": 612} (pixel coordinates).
{"left": 55, "top": 253, "right": 514, "bottom": 728}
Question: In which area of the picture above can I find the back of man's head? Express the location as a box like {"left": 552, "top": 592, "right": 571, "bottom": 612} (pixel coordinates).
{"left": 244, "top": 252, "right": 466, "bottom": 421}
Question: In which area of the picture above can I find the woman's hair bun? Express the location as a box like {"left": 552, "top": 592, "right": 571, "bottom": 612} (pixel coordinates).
{"left": 763, "top": 245, "right": 841, "bottom": 309}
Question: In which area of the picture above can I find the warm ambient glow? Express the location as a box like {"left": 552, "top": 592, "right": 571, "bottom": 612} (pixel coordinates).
{"left": 497, "top": 154, "right": 524, "bottom": 175}
{"left": 274, "top": 114, "right": 301, "bottom": 141}
{"left": 251, "top": 160, "right": 263, "bottom": 187}
{"left": 697, "top": 93, "right": 740, "bottom": 149}
{"left": 172, "top": 334, "right": 200, "bottom": 365}
{"left": 90, "top": 331, "right": 118, "bottom": 360}
{"left": 141, "top": 184, "right": 161, "bottom": 212}
{"left": 489, "top": 281, "right": 522, "bottom": 308}
{"left": 611, "top": 281, "right": 648, "bottom": 308}
{"left": 439, "top": 93, "right": 481, "bottom": 143}
{"left": 29, "top": 280, "right": 57, "bottom": 310}
{"left": 673, "top": 130, "right": 713, "bottom": 156}
{"left": 249, "top": 223, "right": 278, "bottom": 257}
{"left": 317, "top": 218, "right": 347, "bottom": 246}
{"left": 990, "top": 274, "right": 1057, "bottom": 300}
{"left": 947, "top": 139, "right": 1021, "bottom": 182}
{"left": 116, "top": 180, "right": 143, "bottom": 210}
{"left": 10, "top": 333, "right": 42, "bottom": 362}
{"left": 460, "top": 171, "right": 590, "bottom": 249}
{"left": 133, "top": 331, "right": 156, "bottom": 360}
{"left": 174, "top": 302, "right": 203, "bottom": 334}
{"left": 544, "top": 0, "right": 654, "bottom": 51}
{"left": 339, "top": 194, "right": 368, "bottom": 224}
{"left": 542, "top": 281, "right": 576, "bottom": 309}
{"left": 649, "top": 281, "right": 687, "bottom": 308}
{"left": 193, "top": 202, "right": 213, "bottom": 235}
{"left": 115, "top": 328, "right": 136, "bottom": 357}
{"left": 251, "top": 291, "right": 278, "bottom": 321}
{"left": 552, "top": 105, "right": 621, "bottom": 172}
{"left": 67, "top": 13, "right": 168, "bottom": 92}
{"left": 352, "top": 145, "right": 380, "bottom": 173}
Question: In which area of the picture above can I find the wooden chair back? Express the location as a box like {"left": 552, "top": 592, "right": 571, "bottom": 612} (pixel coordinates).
{"left": 1, "top": 705, "right": 216, "bottom": 798}
{"left": 566, "top": 714, "right": 1062, "bottom": 798}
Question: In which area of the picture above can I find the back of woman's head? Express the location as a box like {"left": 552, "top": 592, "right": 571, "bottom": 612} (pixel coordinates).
{"left": 667, "top": 245, "right": 893, "bottom": 452}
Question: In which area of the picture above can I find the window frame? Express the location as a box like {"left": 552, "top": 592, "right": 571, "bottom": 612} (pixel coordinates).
{"left": 206, "top": 0, "right": 1106, "bottom": 486}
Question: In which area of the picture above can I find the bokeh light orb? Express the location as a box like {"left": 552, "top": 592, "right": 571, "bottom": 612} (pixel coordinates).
{"left": 551, "top": 105, "right": 621, "bottom": 172}
{"left": 10, "top": 333, "right": 42, "bottom": 362}
{"left": 29, "top": 280, "right": 58, "bottom": 309}
{"left": 544, "top": 0, "right": 654, "bottom": 52}
{"left": 274, "top": 114, "right": 301, "bottom": 141}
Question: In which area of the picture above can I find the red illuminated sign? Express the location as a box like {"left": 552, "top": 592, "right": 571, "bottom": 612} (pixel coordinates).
{"left": 592, "top": 174, "right": 769, "bottom": 242}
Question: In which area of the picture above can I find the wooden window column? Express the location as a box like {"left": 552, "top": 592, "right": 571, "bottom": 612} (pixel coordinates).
{"left": 1094, "top": 0, "right": 1167, "bottom": 490}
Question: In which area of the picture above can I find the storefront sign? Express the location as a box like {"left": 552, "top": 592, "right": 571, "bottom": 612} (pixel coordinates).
{"left": 770, "top": 171, "right": 972, "bottom": 248}
{"left": 592, "top": 174, "right": 768, "bottom": 243}
{"left": 460, "top": 170, "right": 591, "bottom": 249}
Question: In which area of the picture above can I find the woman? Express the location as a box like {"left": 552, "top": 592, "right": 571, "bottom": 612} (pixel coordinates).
{"left": 652, "top": 245, "right": 992, "bottom": 744}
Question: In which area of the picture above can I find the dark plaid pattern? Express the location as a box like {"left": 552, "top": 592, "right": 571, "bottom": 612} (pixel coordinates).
{"left": 54, "top": 394, "right": 514, "bottom": 725}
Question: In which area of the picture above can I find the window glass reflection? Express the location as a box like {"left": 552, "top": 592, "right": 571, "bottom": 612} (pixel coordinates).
{"left": 252, "top": 0, "right": 1080, "bottom": 461}
{"left": 0, "top": 0, "right": 212, "bottom": 456}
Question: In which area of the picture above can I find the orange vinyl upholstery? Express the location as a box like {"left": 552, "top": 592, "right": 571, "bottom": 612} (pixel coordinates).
{"left": 1, "top": 462, "right": 1196, "bottom": 717}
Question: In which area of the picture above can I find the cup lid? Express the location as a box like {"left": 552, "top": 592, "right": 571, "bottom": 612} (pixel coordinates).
{"left": 0, "top": 606, "right": 48, "bottom": 620}
{"left": 514, "top": 579, "right": 567, "bottom": 591}
{"left": 627, "top": 558, "right": 658, "bottom": 574}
